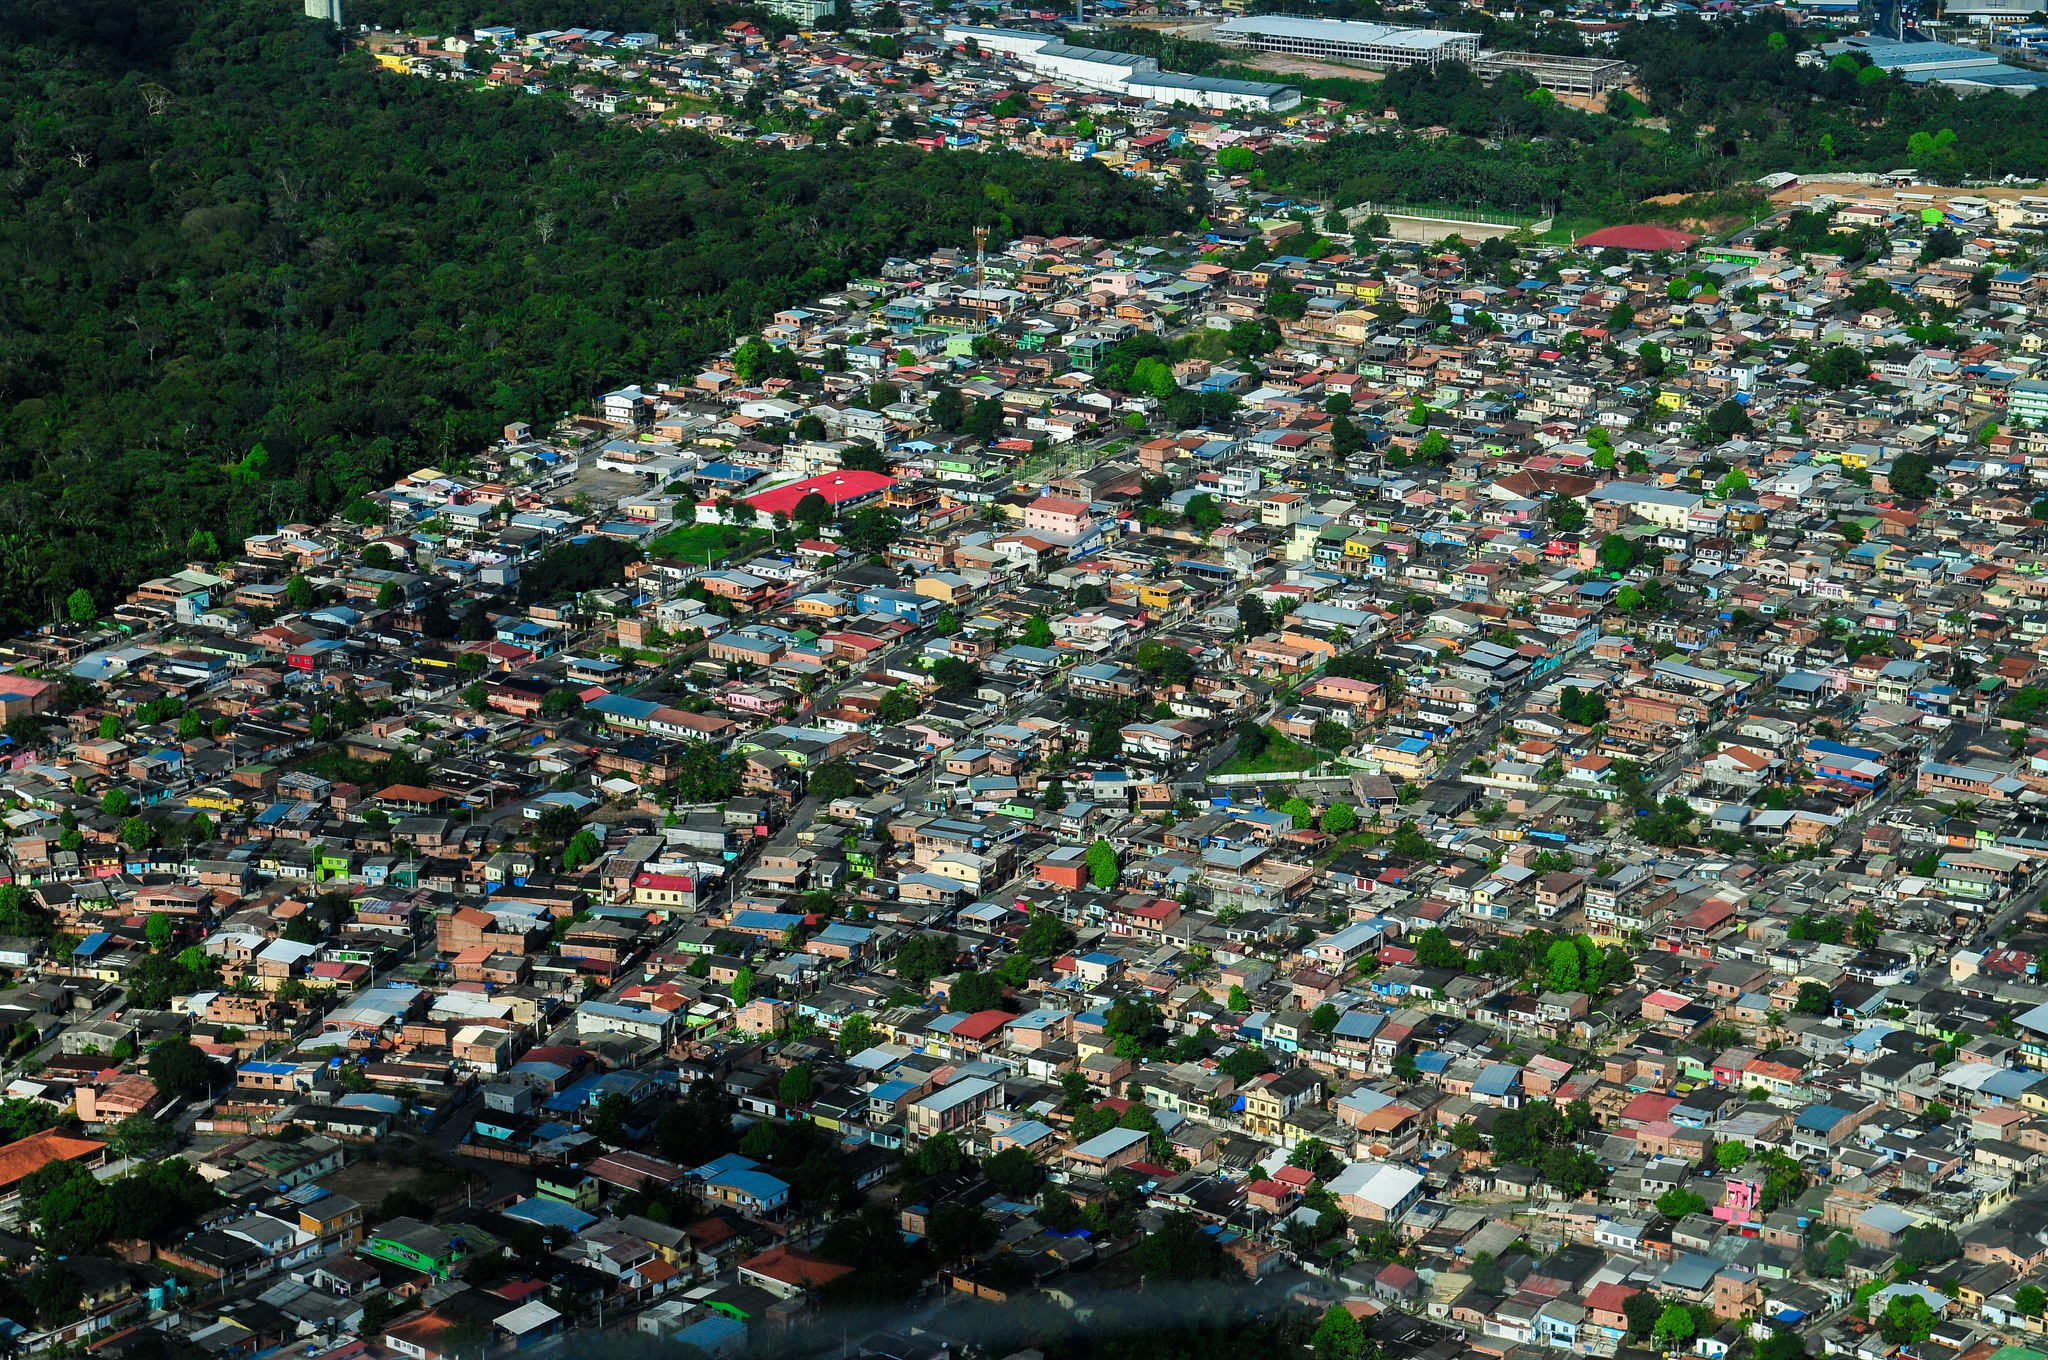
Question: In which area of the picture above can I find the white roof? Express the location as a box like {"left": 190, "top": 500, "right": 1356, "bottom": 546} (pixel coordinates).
{"left": 1214, "top": 15, "right": 1476, "bottom": 48}
{"left": 1070, "top": 1126, "right": 1150, "bottom": 1159}
{"left": 430, "top": 991, "right": 515, "bottom": 1021}
{"left": 497, "top": 1301, "right": 562, "bottom": 1334}
{"left": 1327, "top": 1160, "right": 1425, "bottom": 1209}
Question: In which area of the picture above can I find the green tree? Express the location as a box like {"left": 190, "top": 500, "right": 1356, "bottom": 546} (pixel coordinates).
{"left": 1623, "top": 1291, "right": 1664, "bottom": 1342}
{"left": 778, "top": 1064, "right": 815, "bottom": 1106}
{"left": 1085, "top": 839, "right": 1119, "bottom": 889}
{"left": 929, "top": 387, "right": 965, "bottom": 431}
{"left": 1413, "top": 927, "right": 1464, "bottom": 970}
{"left": 1313, "top": 1304, "right": 1366, "bottom": 1360}
{"left": 108, "top": 1114, "right": 175, "bottom": 1160}
{"left": 892, "top": 935, "right": 949, "bottom": 991}
{"left": 587, "top": 1092, "right": 633, "bottom": 1145}
{"left": 147, "top": 1037, "right": 212, "bottom": 1099}
{"left": 950, "top": 971, "right": 1004, "bottom": 1013}
{"left": 983, "top": 1145, "right": 1044, "bottom": 1198}
{"left": 1793, "top": 981, "right": 1833, "bottom": 1015}
{"left": 876, "top": 685, "right": 919, "bottom": 724}
{"left": 18, "top": 1261, "right": 84, "bottom": 1326}
{"left": 1889, "top": 451, "right": 1938, "bottom": 499}
{"left": 1544, "top": 939, "right": 1583, "bottom": 993}
{"left": 838, "top": 1015, "right": 877, "bottom": 1055}
{"left": 1879, "top": 1294, "right": 1936, "bottom": 1345}
{"left": 793, "top": 492, "right": 832, "bottom": 535}
{"left": 919, "top": 1131, "right": 962, "bottom": 1175}
{"left": 1135, "top": 1210, "right": 1231, "bottom": 1280}
{"left": 1598, "top": 534, "right": 1638, "bottom": 574}
{"left": 65, "top": 588, "right": 94, "bottom": 623}
{"left": 808, "top": 760, "right": 859, "bottom": 801}
{"left": 562, "top": 828, "right": 601, "bottom": 872}
{"left": 730, "top": 966, "right": 755, "bottom": 1006}
{"left": 1019, "top": 913, "right": 1074, "bottom": 958}
{"left": 1321, "top": 802, "right": 1358, "bottom": 835}
{"left": 1809, "top": 344, "right": 1869, "bottom": 389}
{"left": 1653, "top": 1303, "right": 1697, "bottom": 1351}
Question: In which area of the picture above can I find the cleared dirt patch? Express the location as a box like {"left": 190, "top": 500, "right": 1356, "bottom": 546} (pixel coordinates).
{"left": 1233, "top": 51, "right": 1388, "bottom": 82}
{"left": 316, "top": 1157, "right": 430, "bottom": 1211}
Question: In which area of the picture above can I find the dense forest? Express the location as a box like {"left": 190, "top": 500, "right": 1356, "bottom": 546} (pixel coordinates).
{"left": 0, "top": 0, "right": 1181, "bottom": 631}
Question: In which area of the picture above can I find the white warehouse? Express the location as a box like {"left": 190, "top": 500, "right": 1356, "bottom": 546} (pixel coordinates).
{"left": 945, "top": 24, "right": 1302, "bottom": 113}
{"left": 1211, "top": 16, "right": 1481, "bottom": 69}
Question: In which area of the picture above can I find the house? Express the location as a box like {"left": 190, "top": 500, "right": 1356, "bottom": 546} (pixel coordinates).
{"left": 1066, "top": 1126, "right": 1150, "bottom": 1173}
{"left": 738, "top": 1244, "right": 855, "bottom": 1299}
{"left": 363, "top": 1217, "right": 465, "bottom": 1278}
{"left": 906, "top": 1077, "right": 998, "bottom": 1139}
{"left": 697, "top": 1156, "right": 792, "bottom": 1220}
{"left": 0, "top": 1128, "right": 107, "bottom": 1201}
{"left": 1328, "top": 1162, "right": 1425, "bottom": 1222}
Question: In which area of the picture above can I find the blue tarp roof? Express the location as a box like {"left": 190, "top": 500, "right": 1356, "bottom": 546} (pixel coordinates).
{"left": 502, "top": 1196, "right": 598, "bottom": 1232}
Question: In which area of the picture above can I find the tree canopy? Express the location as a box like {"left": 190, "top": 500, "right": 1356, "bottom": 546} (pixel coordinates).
{"left": 0, "top": 0, "right": 1184, "bottom": 632}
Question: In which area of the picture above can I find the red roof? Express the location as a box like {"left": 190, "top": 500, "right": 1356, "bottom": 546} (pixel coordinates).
{"left": 740, "top": 1245, "right": 854, "bottom": 1289}
{"left": 1587, "top": 1281, "right": 1641, "bottom": 1314}
{"left": 949, "top": 1008, "right": 1012, "bottom": 1042}
{"left": 1619, "top": 1091, "right": 1681, "bottom": 1124}
{"left": 740, "top": 470, "right": 894, "bottom": 517}
{"left": 0, "top": 1128, "right": 105, "bottom": 1194}
{"left": 1573, "top": 225, "right": 1700, "bottom": 252}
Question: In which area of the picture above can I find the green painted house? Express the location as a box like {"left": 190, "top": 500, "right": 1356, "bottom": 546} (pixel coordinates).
{"left": 362, "top": 1217, "right": 464, "bottom": 1278}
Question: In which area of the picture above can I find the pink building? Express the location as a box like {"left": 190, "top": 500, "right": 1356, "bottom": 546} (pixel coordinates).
{"left": 1022, "top": 496, "right": 1092, "bottom": 537}
{"left": 1713, "top": 1176, "right": 1761, "bottom": 1225}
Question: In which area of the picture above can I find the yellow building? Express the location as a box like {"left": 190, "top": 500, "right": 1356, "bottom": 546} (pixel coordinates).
{"left": 1139, "top": 581, "right": 1187, "bottom": 611}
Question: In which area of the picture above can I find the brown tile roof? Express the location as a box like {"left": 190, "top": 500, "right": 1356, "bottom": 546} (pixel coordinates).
{"left": 0, "top": 1128, "right": 106, "bottom": 1193}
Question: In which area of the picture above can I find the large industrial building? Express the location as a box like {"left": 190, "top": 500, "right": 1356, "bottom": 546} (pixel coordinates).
{"left": 1825, "top": 36, "right": 2048, "bottom": 92}
{"left": 945, "top": 24, "right": 1302, "bottom": 112}
{"left": 1209, "top": 16, "right": 1480, "bottom": 69}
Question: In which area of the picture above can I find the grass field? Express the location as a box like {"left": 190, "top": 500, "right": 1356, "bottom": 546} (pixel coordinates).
{"left": 646, "top": 521, "right": 771, "bottom": 565}
{"left": 1214, "top": 730, "right": 1324, "bottom": 777}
